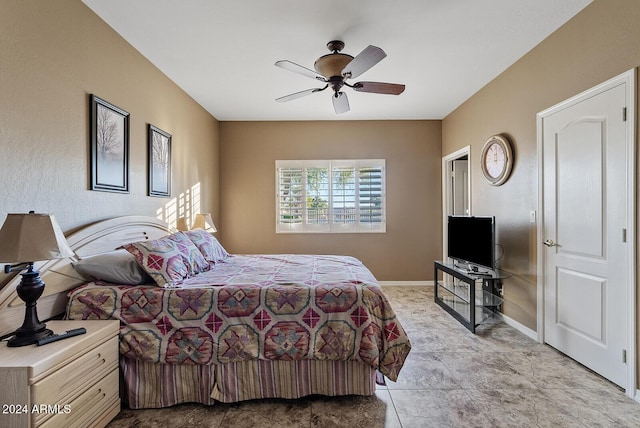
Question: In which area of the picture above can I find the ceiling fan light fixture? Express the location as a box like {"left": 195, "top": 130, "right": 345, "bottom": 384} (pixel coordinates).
{"left": 313, "top": 53, "right": 353, "bottom": 79}
{"left": 313, "top": 40, "right": 354, "bottom": 79}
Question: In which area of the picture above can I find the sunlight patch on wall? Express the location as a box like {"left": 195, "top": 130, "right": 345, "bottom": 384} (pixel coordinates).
{"left": 156, "top": 182, "right": 202, "bottom": 229}
{"left": 191, "top": 182, "right": 201, "bottom": 223}
{"left": 157, "top": 198, "right": 177, "bottom": 228}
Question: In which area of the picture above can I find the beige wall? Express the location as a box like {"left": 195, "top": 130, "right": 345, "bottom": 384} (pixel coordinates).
{"left": 0, "top": 1, "right": 219, "bottom": 281}
{"left": 6, "top": 0, "right": 640, "bottom": 374}
{"left": 219, "top": 121, "right": 441, "bottom": 281}
{"left": 442, "top": 0, "right": 640, "bottom": 332}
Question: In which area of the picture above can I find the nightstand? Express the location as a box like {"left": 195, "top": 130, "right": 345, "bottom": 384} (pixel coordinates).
{"left": 0, "top": 320, "right": 120, "bottom": 428}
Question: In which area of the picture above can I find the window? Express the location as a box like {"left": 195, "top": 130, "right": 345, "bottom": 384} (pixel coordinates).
{"left": 276, "top": 159, "right": 386, "bottom": 233}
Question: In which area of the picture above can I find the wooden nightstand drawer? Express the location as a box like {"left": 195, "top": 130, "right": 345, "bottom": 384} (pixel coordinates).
{"left": 38, "top": 369, "right": 119, "bottom": 428}
{"left": 33, "top": 336, "right": 118, "bottom": 413}
{"left": 0, "top": 320, "right": 120, "bottom": 428}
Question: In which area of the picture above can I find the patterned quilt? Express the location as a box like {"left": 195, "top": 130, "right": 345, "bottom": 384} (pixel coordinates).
{"left": 65, "top": 254, "right": 411, "bottom": 381}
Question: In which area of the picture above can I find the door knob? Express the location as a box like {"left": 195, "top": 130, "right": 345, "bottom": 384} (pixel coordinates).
{"left": 543, "top": 239, "right": 556, "bottom": 247}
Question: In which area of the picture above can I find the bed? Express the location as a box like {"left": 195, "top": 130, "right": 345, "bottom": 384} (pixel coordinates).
{"left": 0, "top": 216, "right": 411, "bottom": 409}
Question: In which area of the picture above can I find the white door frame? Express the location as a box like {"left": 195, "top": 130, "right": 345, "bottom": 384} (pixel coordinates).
{"left": 536, "top": 69, "right": 636, "bottom": 398}
{"left": 442, "top": 146, "right": 471, "bottom": 259}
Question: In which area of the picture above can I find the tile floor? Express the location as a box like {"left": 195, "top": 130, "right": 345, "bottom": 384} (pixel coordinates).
{"left": 108, "top": 286, "right": 640, "bottom": 427}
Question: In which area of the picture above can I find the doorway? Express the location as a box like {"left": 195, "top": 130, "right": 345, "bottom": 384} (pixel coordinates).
{"left": 442, "top": 146, "right": 471, "bottom": 259}
{"left": 536, "top": 69, "right": 635, "bottom": 396}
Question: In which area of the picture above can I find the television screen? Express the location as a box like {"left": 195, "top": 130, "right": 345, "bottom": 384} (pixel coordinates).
{"left": 447, "top": 216, "right": 495, "bottom": 271}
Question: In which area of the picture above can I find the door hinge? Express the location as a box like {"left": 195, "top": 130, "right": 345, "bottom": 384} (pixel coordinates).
{"left": 623, "top": 107, "right": 627, "bottom": 122}
{"left": 623, "top": 228, "right": 627, "bottom": 243}
{"left": 623, "top": 349, "right": 627, "bottom": 364}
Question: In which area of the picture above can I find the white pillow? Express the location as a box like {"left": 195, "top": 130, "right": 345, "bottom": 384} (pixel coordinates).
{"left": 72, "top": 249, "right": 153, "bottom": 285}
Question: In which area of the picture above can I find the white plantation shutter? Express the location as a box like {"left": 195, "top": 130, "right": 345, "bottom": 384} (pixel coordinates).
{"left": 359, "top": 163, "right": 385, "bottom": 230}
{"left": 276, "top": 164, "right": 304, "bottom": 231}
{"left": 304, "top": 163, "right": 330, "bottom": 231}
{"left": 331, "top": 162, "right": 356, "bottom": 228}
{"left": 276, "top": 159, "right": 385, "bottom": 233}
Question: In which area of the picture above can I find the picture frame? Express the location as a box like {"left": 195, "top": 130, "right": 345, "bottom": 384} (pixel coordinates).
{"left": 90, "top": 94, "right": 129, "bottom": 193}
{"left": 148, "top": 124, "right": 172, "bottom": 197}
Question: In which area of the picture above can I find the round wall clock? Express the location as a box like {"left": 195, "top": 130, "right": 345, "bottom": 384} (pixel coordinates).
{"left": 480, "top": 134, "right": 514, "bottom": 186}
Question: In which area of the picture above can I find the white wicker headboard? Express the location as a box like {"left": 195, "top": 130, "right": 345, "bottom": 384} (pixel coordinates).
{"left": 0, "top": 215, "right": 171, "bottom": 336}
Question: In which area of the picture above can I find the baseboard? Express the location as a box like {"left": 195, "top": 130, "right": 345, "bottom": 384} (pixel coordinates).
{"left": 496, "top": 312, "right": 538, "bottom": 341}
{"left": 378, "top": 281, "right": 434, "bottom": 286}
{"left": 635, "top": 390, "right": 640, "bottom": 403}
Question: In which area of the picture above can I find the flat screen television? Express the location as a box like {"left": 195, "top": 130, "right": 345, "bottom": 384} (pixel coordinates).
{"left": 447, "top": 215, "right": 495, "bottom": 272}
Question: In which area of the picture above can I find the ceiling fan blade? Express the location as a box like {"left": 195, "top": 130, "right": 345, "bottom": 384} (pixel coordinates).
{"left": 275, "top": 60, "right": 326, "bottom": 81}
{"left": 332, "top": 91, "right": 350, "bottom": 114}
{"left": 341, "top": 45, "right": 386, "bottom": 79}
{"left": 353, "top": 81, "right": 406, "bottom": 95}
{"left": 276, "top": 86, "right": 327, "bottom": 102}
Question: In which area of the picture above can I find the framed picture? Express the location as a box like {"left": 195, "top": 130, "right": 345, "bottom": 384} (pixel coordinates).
{"left": 148, "top": 124, "right": 172, "bottom": 197}
{"left": 90, "top": 94, "right": 129, "bottom": 193}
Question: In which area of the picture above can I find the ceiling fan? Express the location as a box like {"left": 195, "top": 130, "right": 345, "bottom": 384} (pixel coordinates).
{"left": 275, "top": 41, "right": 405, "bottom": 114}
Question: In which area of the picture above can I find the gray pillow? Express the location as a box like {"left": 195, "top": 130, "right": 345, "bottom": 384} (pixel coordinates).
{"left": 72, "top": 249, "right": 153, "bottom": 285}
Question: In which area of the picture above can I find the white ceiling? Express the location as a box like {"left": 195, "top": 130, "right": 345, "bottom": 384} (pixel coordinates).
{"left": 82, "top": 0, "right": 592, "bottom": 121}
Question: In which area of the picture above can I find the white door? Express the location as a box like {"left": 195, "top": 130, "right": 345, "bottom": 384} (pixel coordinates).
{"left": 452, "top": 159, "right": 469, "bottom": 215}
{"left": 539, "top": 71, "right": 634, "bottom": 388}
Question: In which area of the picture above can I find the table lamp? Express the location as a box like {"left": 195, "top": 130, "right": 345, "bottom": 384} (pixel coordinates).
{"left": 192, "top": 213, "right": 217, "bottom": 233}
{"left": 0, "top": 212, "right": 74, "bottom": 347}
{"left": 176, "top": 217, "right": 189, "bottom": 231}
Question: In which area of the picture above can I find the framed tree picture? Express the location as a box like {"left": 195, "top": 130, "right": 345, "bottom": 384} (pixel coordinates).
{"left": 148, "top": 124, "right": 172, "bottom": 197}
{"left": 90, "top": 94, "right": 129, "bottom": 193}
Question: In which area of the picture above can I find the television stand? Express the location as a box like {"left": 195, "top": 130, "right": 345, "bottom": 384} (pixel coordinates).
{"left": 434, "top": 261, "right": 511, "bottom": 333}
{"left": 453, "top": 263, "right": 491, "bottom": 276}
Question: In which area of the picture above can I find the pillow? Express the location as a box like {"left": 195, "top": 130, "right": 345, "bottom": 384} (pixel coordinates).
{"left": 184, "top": 229, "right": 229, "bottom": 264}
{"left": 165, "top": 231, "right": 210, "bottom": 274}
{"left": 72, "top": 250, "right": 153, "bottom": 285}
{"left": 123, "top": 237, "right": 191, "bottom": 287}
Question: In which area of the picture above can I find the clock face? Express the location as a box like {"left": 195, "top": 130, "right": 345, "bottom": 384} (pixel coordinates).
{"left": 484, "top": 143, "right": 506, "bottom": 178}
{"left": 481, "top": 135, "right": 513, "bottom": 186}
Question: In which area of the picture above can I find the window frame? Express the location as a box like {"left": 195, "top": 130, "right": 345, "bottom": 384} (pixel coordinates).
{"left": 275, "top": 159, "right": 386, "bottom": 234}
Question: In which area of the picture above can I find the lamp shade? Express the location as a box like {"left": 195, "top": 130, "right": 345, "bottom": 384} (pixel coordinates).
{"left": 192, "top": 213, "right": 217, "bottom": 232}
{"left": 176, "top": 217, "right": 189, "bottom": 231}
{"left": 0, "top": 213, "right": 74, "bottom": 263}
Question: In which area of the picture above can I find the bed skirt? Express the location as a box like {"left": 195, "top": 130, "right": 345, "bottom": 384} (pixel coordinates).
{"left": 121, "top": 357, "right": 378, "bottom": 409}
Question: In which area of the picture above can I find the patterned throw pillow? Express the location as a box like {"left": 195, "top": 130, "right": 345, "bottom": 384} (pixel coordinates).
{"left": 184, "top": 229, "right": 229, "bottom": 264}
{"left": 123, "top": 237, "right": 190, "bottom": 287}
{"left": 165, "top": 231, "right": 210, "bottom": 274}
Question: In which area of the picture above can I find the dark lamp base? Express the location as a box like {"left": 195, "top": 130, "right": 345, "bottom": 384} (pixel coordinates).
{"left": 7, "top": 327, "right": 53, "bottom": 347}
{"left": 6, "top": 265, "right": 52, "bottom": 347}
